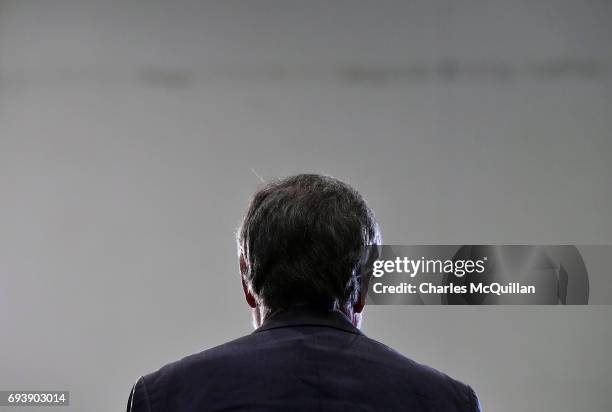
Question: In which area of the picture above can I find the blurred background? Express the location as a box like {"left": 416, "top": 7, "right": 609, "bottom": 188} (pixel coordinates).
{"left": 1, "top": 1, "right": 611, "bottom": 411}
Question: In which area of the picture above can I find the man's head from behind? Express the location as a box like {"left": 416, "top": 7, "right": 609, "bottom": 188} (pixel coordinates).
{"left": 237, "top": 174, "right": 381, "bottom": 328}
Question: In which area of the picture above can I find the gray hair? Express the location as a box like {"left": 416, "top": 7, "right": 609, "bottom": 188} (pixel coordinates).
{"left": 237, "top": 174, "right": 381, "bottom": 312}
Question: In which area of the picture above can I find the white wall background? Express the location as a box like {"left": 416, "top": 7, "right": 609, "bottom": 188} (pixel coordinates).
{"left": 1, "top": 1, "right": 611, "bottom": 411}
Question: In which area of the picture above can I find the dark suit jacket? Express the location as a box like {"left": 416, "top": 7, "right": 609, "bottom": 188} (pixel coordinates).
{"left": 127, "top": 307, "right": 481, "bottom": 411}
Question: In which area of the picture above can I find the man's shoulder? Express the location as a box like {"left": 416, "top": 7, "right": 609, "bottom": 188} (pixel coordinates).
{"left": 356, "top": 335, "right": 477, "bottom": 403}
{"left": 140, "top": 334, "right": 256, "bottom": 387}
{"left": 139, "top": 330, "right": 478, "bottom": 411}
{"left": 128, "top": 335, "right": 257, "bottom": 411}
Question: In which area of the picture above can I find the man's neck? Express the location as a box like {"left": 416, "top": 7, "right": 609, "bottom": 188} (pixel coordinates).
{"left": 252, "top": 303, "right": 361, "bottom": 329}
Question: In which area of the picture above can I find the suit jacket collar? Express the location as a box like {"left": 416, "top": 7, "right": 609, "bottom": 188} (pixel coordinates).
{"left": 253, "top": 305, "right": 364, "bottom": 336}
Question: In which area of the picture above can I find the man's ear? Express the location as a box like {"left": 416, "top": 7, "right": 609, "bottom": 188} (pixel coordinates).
{"left": 240, "top": 254, "right": 257, "bottom": 308}
{"left": 353, "top": 271, "right": 371, "bottom": 314}
{"left": 353, "top": 291, "right": 366, "bottom": 314}
{"left": 242, "top": 278, "right": 257, "bottom": 308}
